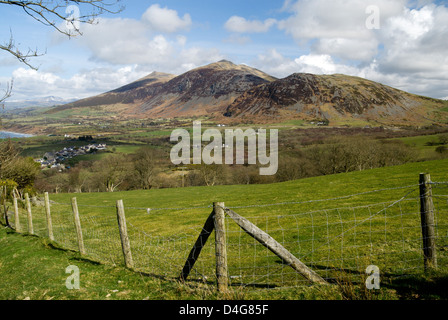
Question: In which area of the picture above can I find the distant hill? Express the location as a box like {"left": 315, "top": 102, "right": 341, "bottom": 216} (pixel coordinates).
{"left": 4, "top": 96, "right": 76, "bottom": 110}
{"left": 46, "top": 72, "right": 176, "bottom": 115}
{"left": 48, "top": 60, "right": 448, "bottom": 126}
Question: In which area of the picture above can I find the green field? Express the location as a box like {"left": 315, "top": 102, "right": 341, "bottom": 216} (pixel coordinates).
{"left": 396, "top": 134, "right": 445, "bottom": 160}
{"left": 2, "top": 158, "right": 448, "bottom": 300}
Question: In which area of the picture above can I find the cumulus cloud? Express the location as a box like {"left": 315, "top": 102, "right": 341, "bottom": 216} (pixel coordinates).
{"left": 277, "top": 0, "right": 406, "bottom": 62}
{"left": 69, "top": 6, "right": 222, "bottom": 73}
{"left": 9, "top": 66, "right": 153, "bottom": 100}
{"left": 378, "top": 4, "right": 448, "bottom": 77}
{"left": 254, "top": 49, "right": 359, "bottom": 77}
{"left": 142, "top": 4, "right": 192, "bottom": 33}
{"left": 225, "top": 16, "right": 277, "bottom": 33}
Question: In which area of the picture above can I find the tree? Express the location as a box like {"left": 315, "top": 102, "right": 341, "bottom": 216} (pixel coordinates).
{"left": 0, "top": 0, "right": 124, "bottom": 103}
{"left": 0, "top": 79, "right": 12, "bottom": 108}
{"left": 0, "top": 139, "right": 19, "bottom": 178}
{"left": 0, "top": 140, "right": 40, "bottom": 200}
{"left": 197, "top": 163, "right": 223, "bottom": 187}
{"left": 5, "top": 156, "right": 40, "bottom": 197}
{"left": 68, "top": 167, "right": 91, "bottom": 193}
{"left": 94, "top": 154, "right": 130, "bottom": 192}
{"left": 438, "top": 133, "right": 448, "bottom": 146}
{"left": 132, "top": 147, "right": 162, "bottom": 190}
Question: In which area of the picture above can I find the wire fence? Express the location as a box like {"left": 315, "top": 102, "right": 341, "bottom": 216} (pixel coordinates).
{"left": 4, "top": 178, "right": 448, "bottom": 290}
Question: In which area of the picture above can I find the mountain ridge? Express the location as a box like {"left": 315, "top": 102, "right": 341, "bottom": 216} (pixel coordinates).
{"left": 49, "top": 60, "right": 448, "bottom": 126}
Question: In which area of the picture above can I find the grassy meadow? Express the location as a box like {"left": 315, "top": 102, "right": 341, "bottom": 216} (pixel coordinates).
{"left": 2, "top": 158, "right": 448, "bottom": 300}
{"left": 2, "top": 115, "right": 448, "bottom": 300}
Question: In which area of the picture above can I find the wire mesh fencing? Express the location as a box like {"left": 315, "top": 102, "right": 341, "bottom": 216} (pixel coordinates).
{"left": 5, "top": 177, "right": 448, "bottom": 290}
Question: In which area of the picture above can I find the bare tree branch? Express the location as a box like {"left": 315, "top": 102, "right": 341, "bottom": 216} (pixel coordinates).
{"left": 0, "top": 79, "right": 13, "bottom": 107}
{"left": 0, "top": 0, "right": 124, "bottom": 102}
{"left": 1, "top": 0, "right": 124, "bottom": 38}
{"left": 0, "top": 0, "right": 124, "bottom": 61}
{"left": 0, "top": 29, "right": 44, "bottom": 70}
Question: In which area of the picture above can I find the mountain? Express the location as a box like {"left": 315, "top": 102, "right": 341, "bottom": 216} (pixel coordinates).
{"left": 47, "top": 71, "right": 176, "bottom": 114}
{"left": 122, "top": 60, "right": 277, "bottom": 118}
{"left": 49, "top": 60, "right": 276, "bottom": 119}
{"left": 4, "top": 96, "right": 76, "bottom": 110}
{"left": 223, "top": 73, "right": 448, "bottom": 125}
{"left": 49, "top": 60, "right": 448, "bottom": 126}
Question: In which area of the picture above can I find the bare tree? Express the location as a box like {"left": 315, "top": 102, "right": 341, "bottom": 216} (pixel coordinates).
{"left": 94, "top": 154, "right": 130, "bottom": 192}
{"left": 0, "top": 0, "right": 124, "bottom": 103}
{"left": 197, "top": 163, "right": 223, "bottom": 187}
{"left": 0, "top": 79, "right": 13, "bottom": 106}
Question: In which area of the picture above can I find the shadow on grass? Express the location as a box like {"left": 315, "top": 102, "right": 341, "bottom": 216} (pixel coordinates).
{"left": 385, "top": 274, "right": 448, "bottom": 300}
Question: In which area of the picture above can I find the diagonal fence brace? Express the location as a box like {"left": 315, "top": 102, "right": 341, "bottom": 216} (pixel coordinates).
{"left": 224, "top": 207, "right": 327, "bottom": 285}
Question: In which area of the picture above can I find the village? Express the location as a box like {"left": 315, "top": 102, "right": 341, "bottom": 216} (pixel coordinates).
{"left": 36, "top": 143, "right": 107, "bottom": 169}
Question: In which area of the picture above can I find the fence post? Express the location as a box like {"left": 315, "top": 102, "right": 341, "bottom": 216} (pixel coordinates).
{"left": 13, "top": 197, "right": 22, "bottom": 233}
{"left": 25, "top": 193, "right": 34, "bottom": 235}
{"left": 44, "top": 192, "right": 54, "bottom": 241}
{"left": 214, "top": 202, "right": 228, "bottom": 293}
{"left": 71, "top": 197, "right": 86, "bottom": 255}
{"left": 419, "top": 173, "right": 437, "bottom": 271}
{"left": 116, "top": 200, "right": 134, "bottom": 269}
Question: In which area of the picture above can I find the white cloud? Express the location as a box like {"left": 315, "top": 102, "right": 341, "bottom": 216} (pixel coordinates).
{"left": 253, "top": 47, "right": 448, "bottom": 99}
{"left": 277, "top": 0, "right": 406, "bottom": 62}
{"left": 312, "top": 38, "right": 379, "bottom": 62}
{"left": 225, "top": 16, "right": 277, "bottom": 33}
{"left": 255, "top": 50, "right": 358, "bottom": 77}
{"left": 142, "top": 4, "right": 192, "bottom": 33}
{"left": 9, "top": 66, "right": 152, "bottom": 100}
{"left": 378, "top": 4, "right": 448, "bottom": 76}
{"left": 293, "top": 54, "right": 339, "bottom": 74}
{"left": 69, "top": 9, "right": 221, "bottom": 73}
{"left": 386, "top": 5, "right": 434, "bottom": 40}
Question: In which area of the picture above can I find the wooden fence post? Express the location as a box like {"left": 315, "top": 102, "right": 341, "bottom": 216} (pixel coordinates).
{"left": 13, "top": 197, "right": 21, "bottom": 233}
{"left": 116, "top": 200, "right": 134, "bottom": 269}
{"left": 71, "top": 197, "right": 86, "bottom": 255}
{"left": 44, "top": 192, "right": 54, "bottom": 241}
{"left": 419, "top": 173, "right": 437, "bottom": 271}
{"left": 25, "top": 193, "right": 34, "bottom": 235}
{"left": 214, "top": 202, "right": 228, "bottom": 293}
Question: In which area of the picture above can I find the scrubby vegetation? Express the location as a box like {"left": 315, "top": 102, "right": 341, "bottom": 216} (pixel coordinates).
{"left": 25, "top": 126, "right": 448, "bottom": 194}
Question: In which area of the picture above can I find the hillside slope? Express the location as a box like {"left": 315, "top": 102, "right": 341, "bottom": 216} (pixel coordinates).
{"left": 124, "top": 60, "right": 277, "bottom": 118}
{"left": 48, "top": 60, "right": 448, "bottom": 125}
{"left": 223, "top": 73, "right": 448, "bottom": 125}
{"left": 46, "top": 71, "right": 176, "bottom": 115}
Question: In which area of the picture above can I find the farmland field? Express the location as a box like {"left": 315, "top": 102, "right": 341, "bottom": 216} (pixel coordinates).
{"left": 3, "top": 158, "right": 448, "bottom": 300}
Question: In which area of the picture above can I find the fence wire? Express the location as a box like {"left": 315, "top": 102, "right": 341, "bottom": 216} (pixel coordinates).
{"left": 5, "top": 181, "right": 448, "bottom": 290}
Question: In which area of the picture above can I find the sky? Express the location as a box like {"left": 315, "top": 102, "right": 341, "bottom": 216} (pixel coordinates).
{"left": 1, "top": 0, "right": 448, "bottom": 102}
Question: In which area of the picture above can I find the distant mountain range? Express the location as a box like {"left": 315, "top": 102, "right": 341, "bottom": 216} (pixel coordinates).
{"left": 47, "top": 60, "right": 448, "bottom": 126}
{"left": 4, "top": 96, "right": 76, "bottom": 110}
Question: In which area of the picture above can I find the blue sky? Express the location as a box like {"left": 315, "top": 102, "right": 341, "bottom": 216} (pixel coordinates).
{"left": 1, "top": 0, "right": 448, "bottom": 101}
